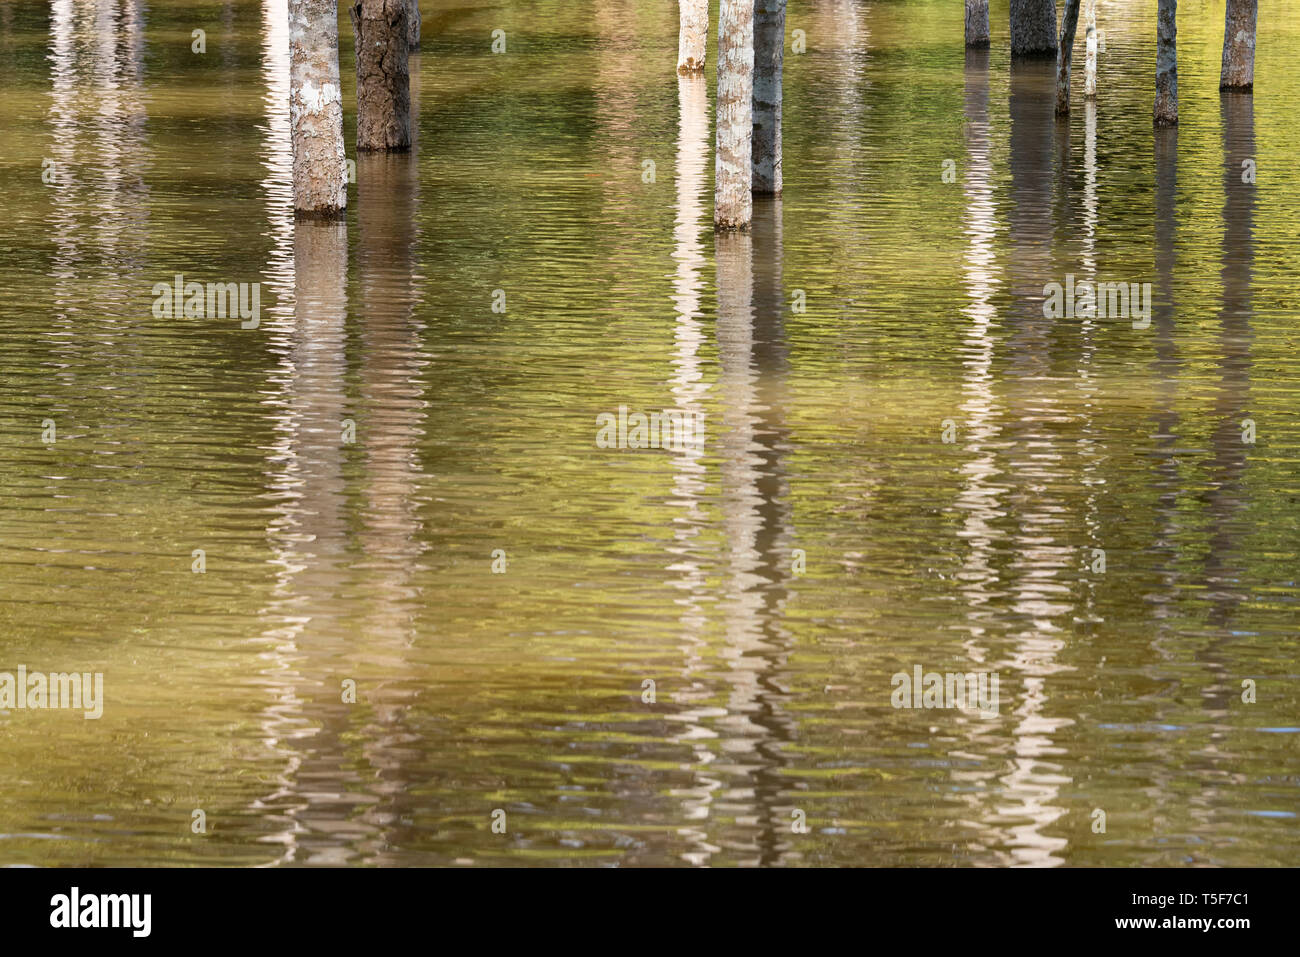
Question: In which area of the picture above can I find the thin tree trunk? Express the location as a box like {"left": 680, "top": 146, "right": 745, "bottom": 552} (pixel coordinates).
{"left": 1055, "top": 0, "right": 1081, "bottom": 115}
{"left": 289, "top": 0, "right": 347, "bottom": 217}
{"left": 1155, "top": 0, "right": 1177, "bottom": 126}
{"left": 965, "top": 0, "right": 989, "bottom": 47}
{"left": 715, "top": 0, "right": 753, "bottom": 229}
{"left": 677, "top": 0, "right": 707, "bottom": 74}
{"left": 753, "top": 0, "right": 784, "bottom": 195}
{"left": 352, "top": 0, "right": 410, "bottom": 151}
{"left": 1219, "top": 0, "right": 1256, "bottom": 91}
{"left": 406, "top": 0, "right": 420, "bottom": 50}
{"left": 1010, "top": 0, "right": 1057, "bottom": 57}
{"left": 1084, "top": 0, "right": 1097, "bottom": 98}
{"left": 405, "top": 0, "right": 421, "bottom": 50}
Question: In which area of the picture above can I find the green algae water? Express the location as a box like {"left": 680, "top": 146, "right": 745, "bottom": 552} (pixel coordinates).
{"left": 0, "top": 0, "right": 1298, "bottom": 866}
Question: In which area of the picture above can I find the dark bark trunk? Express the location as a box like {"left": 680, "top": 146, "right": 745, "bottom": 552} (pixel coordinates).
{"left": 753, "top": 0, "right": 784, "bottom": 195}
{"left": 965, "top": 0, "right": 989, "bottom": 47}
{"left": 1010, "top": 0, "right": 1057, "bottom": 57}
{"left": 1155, "top": 0, "right": 1177, "bottom": 126}
{"left": 1055, "top": 0, "right": 1081, "bottom": 115}
{"left": 406, "top": 0, "right": 420, "bottom": 50}
{"left": 352, "top": 0, "right": 411, "bottom": 151}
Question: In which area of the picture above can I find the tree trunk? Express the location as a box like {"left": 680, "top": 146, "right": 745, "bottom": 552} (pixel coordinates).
{"left": 965, "top": 0, "right": 989, "bottom": 47}
{"left": 753, "top": 0, "right": 784, "bottom": 195}
{"left": 405, "top": 0, "right": 420, "bottom": 50}
{"left": 352, "top": 0, "right": 410, "bottom": 151}
{"left": 1155, "top": 0, "right": 1177, "bottom": 126}
{"left": 289, "top": 0, "right": 347, "bottom": 217}
{"left": 1010, "top": 0, "right": 1057, "bottom": 57}
{"left": 715, "top": 0, "right": 753, "bottom": 229}
{"left": 1055, "top": 0, "right": 1081, "bottom": 115}
{"left": 1219, "top": 0, "right": 1256, "bottom": 91}
{"left": 1084, "top": 0, "right": 1097, "bottom": 98}
{"left": 677, "top": 0, "right": 707, "bottom": 74}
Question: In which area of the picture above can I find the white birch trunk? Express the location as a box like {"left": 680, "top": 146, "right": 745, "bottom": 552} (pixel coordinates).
{"left": 1084, "top": 0, "right": 1097, "bottom": 99}
{"left": 677, "top": 0, "right": 707, "bottom": 74}
{"left": 715, "top": 0, "right": 753, "bottom": 229}
{"left": 289, "top": 0, "right": 347, "bottom": 217}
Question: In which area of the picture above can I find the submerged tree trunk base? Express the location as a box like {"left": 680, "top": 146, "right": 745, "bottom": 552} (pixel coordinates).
{"left": 1055, "top": 0, "right": 1082, "bottom": 116}
{"left": 1155, "top": 0, "right": 1178, "bottom": 126}
{"left": 289, "top": 0, "right": 348, "bottom": 217}
{"left": 406, "top": 0, "right": 420, "bottom": 51}
{"left": 294, "top": 207, "right": 348, "bottom": 222}
{"left": 965, "top": 0, "right": 990, "bottom": 48}
{"left": 1219, "top": 0, "right": 1257, "bottom": 91}
{"left": 1010, "top": 0, "right": 1058, "bottom": 58}
{"left": 678, "top": 0, "right": 708, "bottom": 75}
{"left": 715, "top": 0, "right": 753, "bottom": 229}
{"left": 1084, "top": 0, "right": 1098, "bottom": 99}
{"left": 352, "top": 0, "right": 412, "bottom": 152}
{"left": 752, "top": 0, "right": 784, "bottom": 195}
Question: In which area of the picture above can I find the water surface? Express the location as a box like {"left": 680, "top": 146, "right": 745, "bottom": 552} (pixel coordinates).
{"left": 0, "top": 0, "right": 1298, "bottom": 866}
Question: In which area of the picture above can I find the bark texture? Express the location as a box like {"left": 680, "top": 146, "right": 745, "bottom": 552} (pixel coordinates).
{"left": 753, "top": 0, "right": 784, "bottom": 195}
{"left": 1055, "top": 0, "right": 1081, "bottom": 115}
{"left": 715, "top": 0, "right": 753, "bottom": 229}
{"left": 1219, "top": 0, "right": 1256, "bottom": 91}
{"left": 406, "top": 0, "right": 420, "bottom": 50}
{"left": 1010, "top": 0, "right": 1057, "bottom": 57}
{"left": 965, "top": 0, "right": 989, "bottom": 47}
{"left": 352, "top": 0, "right": 410, "bottom": 151}
{"left": 677, "top": 0, "right": 707, "bottom": 74}
{"left": 1155, "top": 0, "right": 1177, "bottom": 126}
{"left": 289, "top": 0, "right": 347, "bottom": 217}
{"left": 1084, "top": 0, "right": 1097, "bottom": 98}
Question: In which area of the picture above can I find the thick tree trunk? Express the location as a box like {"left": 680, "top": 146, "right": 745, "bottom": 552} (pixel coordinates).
{"left": 1084, "top": 0, "right": 1097, "bottom": 98}
{"left": 289, "top": 0, "right": 347, "bottom": 217}
{"left": 715, "top": 0, "right": 753, "bottom": 229}
{"left": 406, "top": 0, "right": 420, "bottom": 50}
{"left": 753, "top": 0, "right": 784, "bottom": 195}
{"left": 1219, "top": 0, "right": 1256, "bottom": 91}
{"left": 1155, "top": 0, "right": 1177, "bottom": 126}
{"left": 1010, "top": 0, "right": 1057, "bottom": 57}
{"left": 352, "top": 0, "right": 410, "bottom": 151}
{"left": 965, "top": 0, "right": 989, "bottom": 47}
{"left": 677, "top": 0, "right": 707, "bottom": 74}
{"left": 1055, "top": 0, "right": 1081, "bottom": 115}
